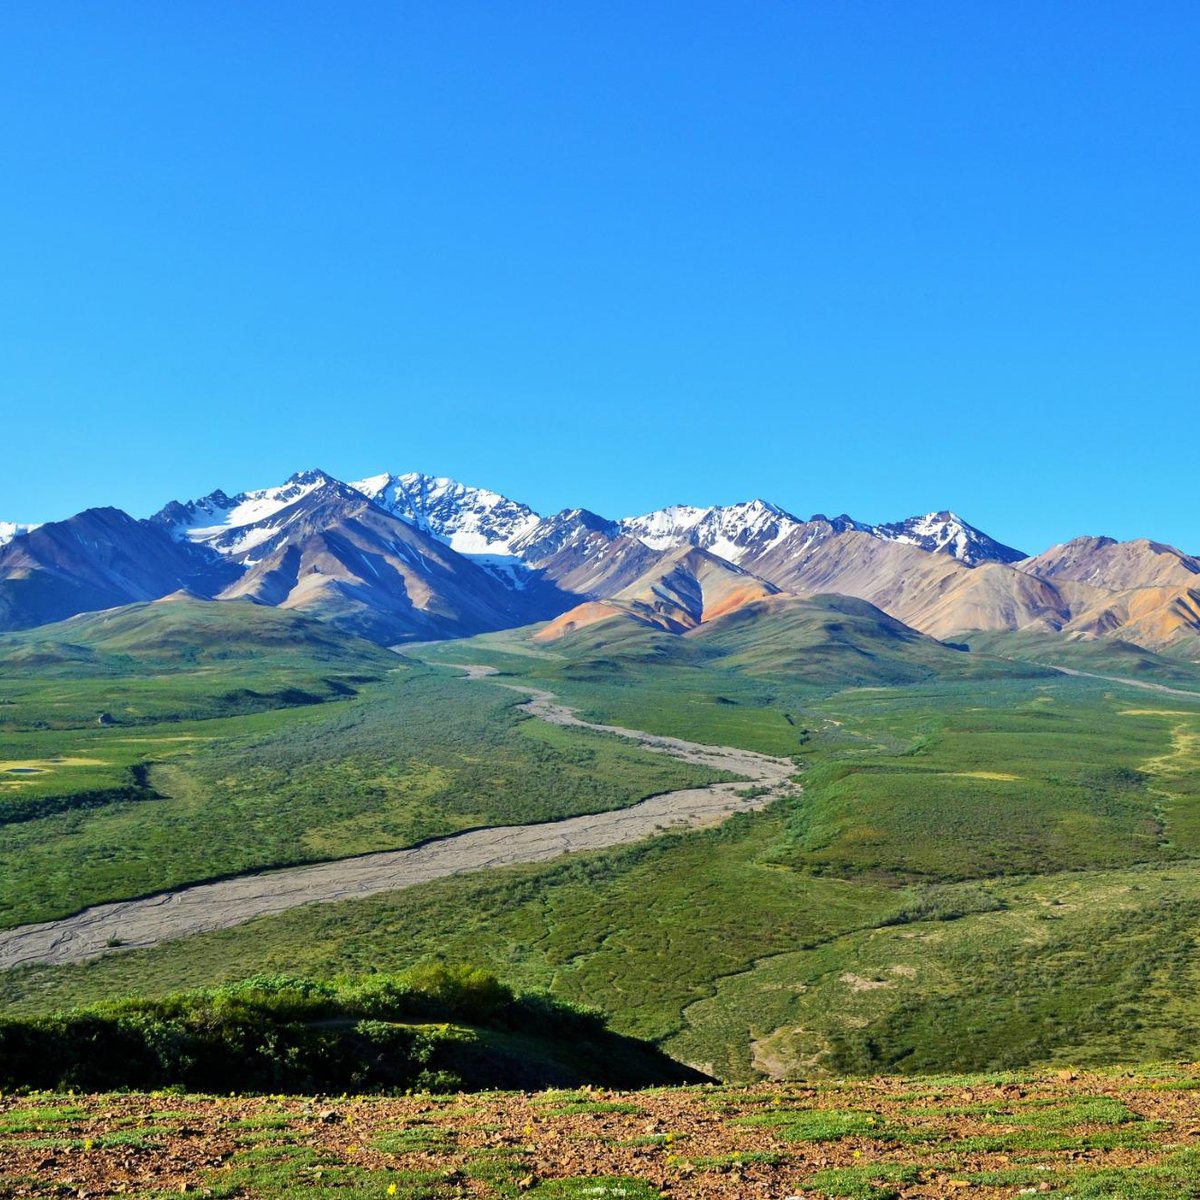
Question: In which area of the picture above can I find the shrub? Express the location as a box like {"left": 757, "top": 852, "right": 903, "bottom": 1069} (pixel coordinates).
{"left": 0, "top": 966, "right": 689, "bottom": 1094}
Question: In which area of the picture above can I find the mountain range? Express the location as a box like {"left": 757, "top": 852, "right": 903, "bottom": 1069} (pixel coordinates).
{"left": 1, "top": 468, "right": 1197, "bottom": 657}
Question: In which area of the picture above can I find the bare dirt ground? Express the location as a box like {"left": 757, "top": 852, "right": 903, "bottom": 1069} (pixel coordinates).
{"left": 2, "top": 1071, "right": 1198, "bottom": 1199}
{"left": 0, "top": 669, "right": 795, "bottom": 972}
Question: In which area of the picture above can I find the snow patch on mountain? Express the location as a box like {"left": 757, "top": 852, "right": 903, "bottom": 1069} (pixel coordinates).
{"left": 351, "top": 472, "right": 541, "bottom": 558}
{"left": 507, "top": 509, "right": 619, "bottom": 560}
{"left": 0, "top": 522, "right": 40, "bottom": 547}
{"left": 810, "top": 513, "right": 873, "bottom": 535}
{"left": 619, "top": 506, "right": 711, "bottom": 551}
{"left": 620, "top": 500, "right": 803, "bottom": 563}
{"left": 872, "top": 511, "right": 1026, "bottom": 565}
{"left": 155, "top": 470, "right": 335, "bottom": 557}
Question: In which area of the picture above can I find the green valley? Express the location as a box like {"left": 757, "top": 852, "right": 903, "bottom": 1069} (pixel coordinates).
{"left": 3, "top": 596, "right": 1199, "bottom": 1082}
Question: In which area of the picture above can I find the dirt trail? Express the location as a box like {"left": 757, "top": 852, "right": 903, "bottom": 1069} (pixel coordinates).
{"left": 0, "top": 668, "right": 795, "bottom": 971}
{"left": 1045, "top": 663, "right": 1200, "bottom": 700}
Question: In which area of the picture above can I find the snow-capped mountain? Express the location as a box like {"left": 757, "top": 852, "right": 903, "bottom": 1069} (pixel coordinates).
{"left": 350, "top": 472, "right": 541, "bottom": 559}
{"left": 619, "top": 500, "right": 803, "bottom": 564}
{"left": 617, "top": 502, "right": 1021, "bottom": 567}
{"left": 510, "top": 508, "right": 619, "bottom": 561}
{"left": 153, "top": 469, "right": 335, "bottom": 559}
{"left": 872, "top": 511, "right": 1026, "bottom": 566}
{"left": 0, "top": 521, "right": 39, "bottom": 547}
{"left": 210, "top": 479, "right": 543, "bottom": 643}
{"left": 510, "top": 509, "right": 661, "bottom": 597}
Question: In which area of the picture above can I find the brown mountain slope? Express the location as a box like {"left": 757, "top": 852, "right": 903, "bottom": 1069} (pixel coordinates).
{"left": 533, "top": 522, "right": 1200, "bottom": 654}
{"left": 902, "top": 561, "right": 1093, "bottom": 641}
{"left": 537, "top": 525, "right": 1200, "bottom": 652}
{"left": 534, "top": 547, "right": 778, "bottom": 641}
{"left": 1064, "top": 583, "right": 1200, "bottom": 650}
{"left": 1018, "top": 536, "right": 1200, "bottom": 591}
{"left": 747, "top": 529, "right": 1082, "bottom": 639}
{"left": 748, "top": 528, "right": 1200, "bottom": 651}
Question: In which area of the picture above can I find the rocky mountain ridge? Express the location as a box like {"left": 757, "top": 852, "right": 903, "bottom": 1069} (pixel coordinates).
{"left": 1, "top": 469, "right": 1196, "bottom": 654}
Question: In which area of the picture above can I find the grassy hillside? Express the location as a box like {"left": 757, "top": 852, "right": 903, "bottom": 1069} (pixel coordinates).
{"left": 965, "top": 629, "right": 1200, "bottom": 689}
{"left": 687, "top": 593, "right": 1011, "bottom": 683}
{"left": 499, "top": 593, "right": 1049, "bottom": 691}
{"left": 0, "top": 595, "right": 394, "bottom": 665}
{"left": 0, "top": 597, "right": 401, "bottom": 728}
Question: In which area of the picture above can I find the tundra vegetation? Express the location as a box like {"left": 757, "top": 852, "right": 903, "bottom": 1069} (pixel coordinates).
{"left": 2, "top": 601, "right": 1200, "bottom": 1083}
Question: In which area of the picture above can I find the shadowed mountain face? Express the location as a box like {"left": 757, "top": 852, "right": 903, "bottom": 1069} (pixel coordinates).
{"left": 1, "top": 468, "right": 1198, "bottom": 656}
{"left": 0, "top": 508, "right": 237, "bottom": 632}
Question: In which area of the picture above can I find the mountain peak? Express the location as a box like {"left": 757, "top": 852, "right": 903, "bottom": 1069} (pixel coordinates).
{"left": 619, "top": 499, "right": 803, "bottom": 562}
{"left": 1018, "top": 534, "right": 1200, "bottom": 591}
{"left": 872, "top": 511, "right": 1025, "bottom": 566}
{"left": 349, "top": 471, "right": 541, "bottom": 558}
{"left": 154, "top": 471, "right": 343, "bottom": 559}
{"left": 809, "top": 513, "right": 872, "bottom": 533}
{"left": 286, "top": 468, "right": 335, "bottom": 486}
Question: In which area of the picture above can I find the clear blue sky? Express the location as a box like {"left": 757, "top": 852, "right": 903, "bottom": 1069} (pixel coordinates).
{"left": 2, "top": 1, "right": 1197, "bottom": 554}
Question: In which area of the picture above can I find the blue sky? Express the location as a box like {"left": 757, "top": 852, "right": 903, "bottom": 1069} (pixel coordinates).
{"left": 2, "top": 1, "right": 1197, "bottom": 554}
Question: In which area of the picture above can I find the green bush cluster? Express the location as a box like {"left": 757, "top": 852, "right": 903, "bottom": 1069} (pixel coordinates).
{"left": 0, "top": 966, "right": 619, "bottom": 1094}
